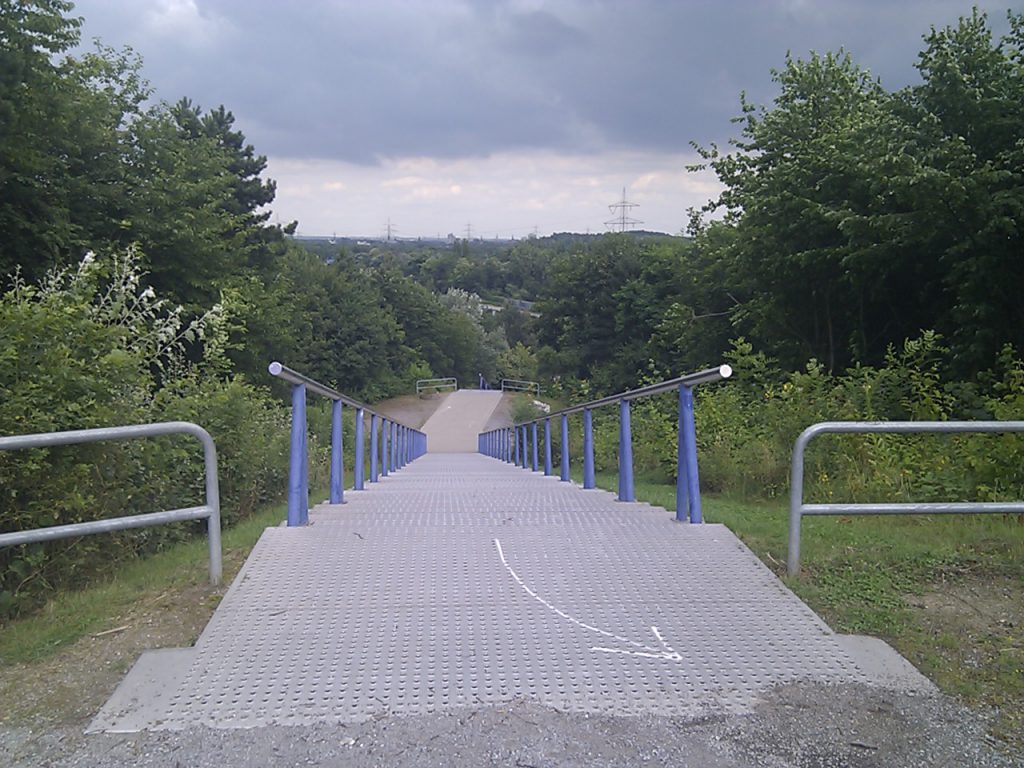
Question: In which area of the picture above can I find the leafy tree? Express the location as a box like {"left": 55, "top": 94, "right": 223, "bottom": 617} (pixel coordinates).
{"left": 909, "top": 9, "right": 1024, "bottom": 372}
{"left": 690, "top": 9, "right": 1024, "bottom": 376}
{"left": 496, "top": 342, "right": 538, "bottom": 382}
{"left": 0, "top": 1, "right": 147, "bottom": 280}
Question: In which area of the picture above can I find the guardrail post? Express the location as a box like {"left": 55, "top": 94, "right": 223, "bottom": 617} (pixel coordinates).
{"left": 583, "top": 408, "right": 595, "bottom": 489}
{"left": 391, "top": 422, "right": 398, "bottom": 469}
{"left": 788, "top": 430, "right": 809, "bottom": 576}
{"left": 543, "top": 418, "right": 552, "bottom": 476}
{"left": 521, "top": 427, "right": 528, "bottom": 469}
{"left": 381, "top": 419, "right": 390, "bottom": 476}
{"left": 330, "top": 400, "right": 344, "bottom": 504}
{"left": 287, "top": 383, "right": 309, "bottom": 526}
{"left": 531, "top": 422, "right": 539, "bottom": 472}
{"left": 560, "top": 413, "right": 570, "bottom": 481}
{"left": 354, "top": 407, "right": 365, "bottom": 489}
{"left": 513, "top": 426, "right": 520, "bottom": 465}
{"left": 677, "top": 385, "right": 702, "bottom": 523}
{"left": 618, "top": 399, "right": 635, "bottom": 502}
{"left": 370, "top": 413, "right": 379, "bottom": 482}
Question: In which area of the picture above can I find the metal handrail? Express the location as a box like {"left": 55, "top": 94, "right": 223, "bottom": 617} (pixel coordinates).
{"left": 269, "top": 362, "right": 427, "bottom": 526}
{"left": 0, "top": 422, "right": 222, "bottom": 585}
{"left": 517, "top": 365, "right": 732, "bottom": 424}
{"left": 478, "top": 364, "right": 733, "bottom": 523}
{"left": 271, "top": 362, "right": 416, "bottom": 426}
{"left": 501, "top": 379, "right": 541, "bottom": 396}
{"left": 788, "top": 420, "right": 1024, "bottom": 576}
{"left": 415, "top": 377, "right": 457, "bottom": 394}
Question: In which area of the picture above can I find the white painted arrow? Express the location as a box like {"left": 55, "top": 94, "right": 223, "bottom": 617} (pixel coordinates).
{"left": 493, "top": 538, "right": 682, "bottom": 661}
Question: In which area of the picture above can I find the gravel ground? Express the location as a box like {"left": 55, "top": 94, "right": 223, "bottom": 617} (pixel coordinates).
{"left": 3, "top": 682, "right": 1020, "bottom": 767}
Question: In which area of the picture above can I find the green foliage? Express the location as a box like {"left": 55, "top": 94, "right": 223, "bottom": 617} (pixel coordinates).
{"left": 612, "top": 334, "right": 1024, "bottom": 507}
{"left": 496, "top": 342, "right": 538, "bottom": 382}
{"left": 0, "top": 254, "right": 307, "bottom": 620}
{"left": 690, "top": 9, "right": 1024, "bottom": 375}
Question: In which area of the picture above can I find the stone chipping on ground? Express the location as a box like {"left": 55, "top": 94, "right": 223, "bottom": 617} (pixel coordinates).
{"left": 2, "top": 682, "right": 1022, "bottom": 767}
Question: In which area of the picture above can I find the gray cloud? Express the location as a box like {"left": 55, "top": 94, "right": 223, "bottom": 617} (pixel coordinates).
{"left": 71, "top": 0, "right": 1015, "bottom": 165}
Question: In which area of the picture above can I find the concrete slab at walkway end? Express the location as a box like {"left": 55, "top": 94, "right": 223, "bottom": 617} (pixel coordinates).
{"left": 835, "top": 635, "right": 937, "bottom": 694}
{"left": 87, "top": 647, "right": 195, "bottom": 733}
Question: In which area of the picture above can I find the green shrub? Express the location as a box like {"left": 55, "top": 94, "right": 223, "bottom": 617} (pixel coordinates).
{"left": 0, "top": 253, "right": 313, "bottom": 620}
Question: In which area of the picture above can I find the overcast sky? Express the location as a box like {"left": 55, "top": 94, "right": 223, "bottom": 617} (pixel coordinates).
{"left": 72, "top": 0, "right": 1016, "bottom": 239}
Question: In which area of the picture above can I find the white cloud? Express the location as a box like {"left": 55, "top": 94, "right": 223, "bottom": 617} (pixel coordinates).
{"left": 142, "top": 0, "right": 232, "bottom": 48}
{"left": 268, "top": 149, "right": 722, "bottom": 239}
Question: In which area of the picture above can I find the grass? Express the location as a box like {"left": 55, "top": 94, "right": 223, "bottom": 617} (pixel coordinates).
{"left": 580, "top": 468, "right": 1024, "bottom": 749}
{"left": 0, "top": 493, "right": 300, "bottom": 665}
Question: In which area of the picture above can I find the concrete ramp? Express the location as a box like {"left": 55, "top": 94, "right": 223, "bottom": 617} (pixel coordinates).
{"left": 421, "top": 390, "right": 505, "bottom": 452}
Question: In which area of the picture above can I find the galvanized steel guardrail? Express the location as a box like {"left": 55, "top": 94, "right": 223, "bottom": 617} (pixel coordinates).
{"left": 415, "top": 377, "right": 457, "bottom": 394}
{"left": 500, "top": 379, "right": 541, "bottom": 396}
{"left": 0, "top": 422, "right": 222, "bottom": 585}
{"left": 788, "top": 420, "right": 1024, "bottom": 576}
{"left": 478, "top": 365, "right": 733, "bottom": 523}
{"left": 269, "top": 362, "right": 427, "bottom": 526}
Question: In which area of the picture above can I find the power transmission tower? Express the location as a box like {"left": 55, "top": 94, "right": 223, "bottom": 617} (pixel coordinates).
{"left": 605, "top": 187, "right": 642, "bottom": 232}
{"left": 465, "top": 223, "right": 473, "bottom": 241}
{"left": 384, "top": 217, "right": 398, "bottom": 242}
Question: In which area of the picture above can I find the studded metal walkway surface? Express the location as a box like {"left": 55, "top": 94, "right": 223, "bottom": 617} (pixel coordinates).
{"left": 121, "top": 452, "right": 876, "bottom": 730}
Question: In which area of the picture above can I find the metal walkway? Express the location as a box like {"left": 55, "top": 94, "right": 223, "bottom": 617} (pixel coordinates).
{"left": 106, "top": 452, "right": 876, "bottom": 731}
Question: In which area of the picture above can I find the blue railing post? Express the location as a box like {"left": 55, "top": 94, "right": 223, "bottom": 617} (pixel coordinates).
{"left": 513, "top": 426, "right": 520, "bottom": 465}
{"left": 531, "top": 422, "right": 539, "bottom": 472}
{"left": 583, "top": 407, "right": 595, "bottom": 489}
{"left": 520, "top": 426, "right": 528, "bottom": 468}
{"left": 354, "top": 407, "right": 365, "bottom": 490}
{"left": 288, "top": 383, "right": 309, "bottom": 526}
{"left": 330, "top": 400, "right": 344, "bottom": 504}
{"left": 543, "top": 418, "right": 552, "bottom": 476}
{"left": 381, "top": 419, "right": 390, "bottom": 476}
{"left": 678, "top": 385, "right": 702, "bottom": 523}
{"left": 391, "top": 422, "right": 398, "bottom": 469}
{"left": 370, "top": 413, "right": 379, "bottom": 482}
{"left": 560, "top": 413, "right": 570, "bottom": 481}
{"left": 618, "top": 399, "right": 635, "bottom": 502}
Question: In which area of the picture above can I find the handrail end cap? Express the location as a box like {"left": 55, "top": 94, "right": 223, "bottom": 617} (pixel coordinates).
{"left": 719, "top": 364, "right": 733, "bottom": 379}
{"left": 268, "top": 361, "right": 283, "bottom": 376}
